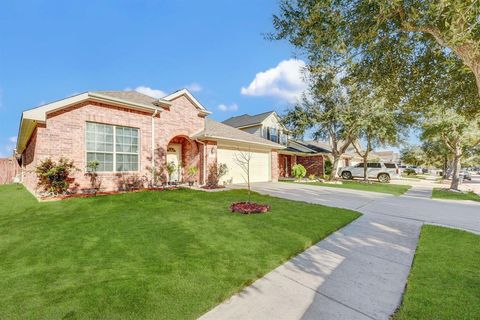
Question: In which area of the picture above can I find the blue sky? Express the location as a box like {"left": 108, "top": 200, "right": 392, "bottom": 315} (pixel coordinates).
{"left": 0, "top": 1, "right": 414, "bottom": 157}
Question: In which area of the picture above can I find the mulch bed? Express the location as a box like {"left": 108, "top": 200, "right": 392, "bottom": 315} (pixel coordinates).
{"left": 201, "top": 185, "right": 226, "bottom": 190}
{"left": 230, "top": 202, "right": 270, "bottom": 214}
{"left": 40, "top": 186, "right": 181, "bottom": 201}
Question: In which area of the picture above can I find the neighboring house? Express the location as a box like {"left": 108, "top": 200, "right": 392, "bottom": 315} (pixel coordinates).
{"left": 223, "top": 111, "right": 354, "bottom": 178}
{"left": 16, "top": 89, "right": 284, "bottom": 193}
{"left": 370, "top": 150, "right": 401, "bottom": 164}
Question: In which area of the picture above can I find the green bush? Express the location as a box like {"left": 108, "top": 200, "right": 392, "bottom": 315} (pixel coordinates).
{"left": 404, "top": 168, "right": 416, "bottom": 176}
{"left": 292, "top": 164, "right": 307, "bottom": 180}
{"left": 324, "top": 160, "right": 333, "bottom": 176}
{"left": 207, "top": 163, "right": 228, "bottom": 187}
{"left": 35, "top": 157, "right": 78, "bottom": 194}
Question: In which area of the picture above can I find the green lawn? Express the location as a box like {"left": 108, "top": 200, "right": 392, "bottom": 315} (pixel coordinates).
{"left": 0, "top": 184, "right": 359, "bottom": 319}
{"left": 393, "top": 225, "right": 480, "bottom": 320}
{"left": 432, "top": 188, "right": 480, "bottom": 202}
{"left": 283, "top": 180, "right": 411, "bottom": 196}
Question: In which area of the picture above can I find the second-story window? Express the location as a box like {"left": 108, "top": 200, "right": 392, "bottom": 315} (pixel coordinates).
{"left": 269, "top": 127, "right": 278, "bottom": 143}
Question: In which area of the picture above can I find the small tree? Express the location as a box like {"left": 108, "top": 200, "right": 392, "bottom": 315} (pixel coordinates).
{"left": 206, "top": 162, "right": 228, "bottom": 187}
{"left": 35, "top": 157, "right": 78, "bottom": 195}
{"left": 234, "top": 150, "right": 253, "bottom": 202}
{"left": 85, "top": 160, "right": 101, "bottom": 194}
{"left": 291, "top": 164, "right": 307, "bottom": 181}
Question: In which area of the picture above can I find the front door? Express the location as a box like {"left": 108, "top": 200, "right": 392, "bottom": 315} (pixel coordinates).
{"left": 166, "top": 144, "right": 182, "bottom": 182}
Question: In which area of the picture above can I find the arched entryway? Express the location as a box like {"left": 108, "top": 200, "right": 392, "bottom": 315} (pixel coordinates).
{"left": 166, "top": 136, "right": 201, "bottom": 184}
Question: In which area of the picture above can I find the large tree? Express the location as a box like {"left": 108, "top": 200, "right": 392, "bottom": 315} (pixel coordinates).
{"left": 422, "top": 107, "right": 480, "bottom": 189}
{"left": 350, "top": 86, "right": 405, "bottom": 180}
{"left": 283, "top": 74, "right": 361, "bottom": 179}
{"left": 271, "top": 0, "right": 480, "bottom": 110}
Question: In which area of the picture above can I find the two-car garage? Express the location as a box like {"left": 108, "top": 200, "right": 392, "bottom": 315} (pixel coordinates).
{"left": 217, "top": 144, "right": 271, "bottom": 184}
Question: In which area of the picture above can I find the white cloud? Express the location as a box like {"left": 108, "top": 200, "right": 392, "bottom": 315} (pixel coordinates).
{"left": 129, "top": 86, "right": 167, "bottom": 99}
{"left": 0, "top": 137, "right": 16, "bottom": 157}
{"left": 241, "top": 59, "right": 307, "bottom": 103}
{"left": 185, "top": 83, "right": 202, "bottom": 92}
{"left": 218, "top": 103, "right": 239, "bottom": 112}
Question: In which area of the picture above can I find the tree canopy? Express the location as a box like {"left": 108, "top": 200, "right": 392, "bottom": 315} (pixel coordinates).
{"left": 271, "top": 0, "right": 480, "bottom": 112}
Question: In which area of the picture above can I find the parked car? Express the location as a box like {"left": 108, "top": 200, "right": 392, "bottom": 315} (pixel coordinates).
{"left": 340, "top": 162, "right": 399, "bottom": 183}
{"left": 460, "top": 171, "right": 472, "bottom": 181}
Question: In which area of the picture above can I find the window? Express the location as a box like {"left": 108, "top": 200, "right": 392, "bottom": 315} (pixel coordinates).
{"left": 384, "top": 163, "right": 397, "bottom": 169}
{"left": 367, "top": 163, "right": 381, "bottom": 168}
{"left": 86, "top": 122, "right": 139, "bottom": 172}
{"left": 269, "top": 127, "right": 278, "bottom": 143}
{"left": 355, "top": 163, "right": 364, "bottom": 168}
{"left": 280, "top": 133, "right": 288, "bottom": 145}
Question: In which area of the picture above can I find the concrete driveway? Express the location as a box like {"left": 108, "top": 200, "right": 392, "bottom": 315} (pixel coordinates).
{"left": 249, "top": 182, "right": 480, "bottom": 234}
{"left": 200, "top": 182, "right": 480, "bottom": 320}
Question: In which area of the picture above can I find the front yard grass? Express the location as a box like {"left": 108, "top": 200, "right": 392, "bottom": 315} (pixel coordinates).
{"left": 283, "top": 180, "right": 411, "bottom": 196}
{"left": 0, "top": 184, "right": 359, "bottom": 320}
{"left": 393, "top": 225, "right": 480, "bottom": 320}
{"left": 432, "top": 188, "right": 480, "bottom": 202}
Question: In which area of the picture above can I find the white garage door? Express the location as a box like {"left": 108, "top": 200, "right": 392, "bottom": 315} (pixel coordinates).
{"left": 217, "top": 147, "right": 271, "bottom": 184}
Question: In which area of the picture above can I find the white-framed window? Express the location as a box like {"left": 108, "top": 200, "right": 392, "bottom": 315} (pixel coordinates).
{"left": 86, "top": 122, "right": 139, "bottom": 172}
{"left": 269, "top": 127, "right": 278, "bottom": 143}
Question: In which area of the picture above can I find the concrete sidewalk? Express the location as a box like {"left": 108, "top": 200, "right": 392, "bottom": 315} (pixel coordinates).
{"left": 200, "top": 215, "right": 421, "bottom": 320}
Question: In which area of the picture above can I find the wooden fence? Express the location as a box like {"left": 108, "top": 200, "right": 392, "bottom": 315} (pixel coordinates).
{"left": 0, "top": 157, "right": 21, "bottom": 184}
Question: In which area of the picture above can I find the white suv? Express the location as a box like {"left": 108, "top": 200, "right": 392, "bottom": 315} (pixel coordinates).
{"left": 340, "top": 162, "right": 399, "bottom": 183}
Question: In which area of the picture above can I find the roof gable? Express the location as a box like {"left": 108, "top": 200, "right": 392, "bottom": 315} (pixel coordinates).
{"left": 222, "top": 111, "right": 286, "bottom": 130}
{"left": 163, "top": 89, "right": 211, "bottom": 115}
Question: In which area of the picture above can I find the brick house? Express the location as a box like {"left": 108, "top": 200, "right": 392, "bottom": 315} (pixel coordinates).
{"left": 222, "top": 111, "right": 359, "bottom": 178}
{"left": 16, "top": 89, "right": 284, "bottom": 194}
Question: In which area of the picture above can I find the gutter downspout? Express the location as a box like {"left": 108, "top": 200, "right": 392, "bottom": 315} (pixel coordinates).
{"left": 195, "top": 139, "right": 207, "bottom": 185}
{"left": 151, "top": 109, "right": 159, "bottom": 186}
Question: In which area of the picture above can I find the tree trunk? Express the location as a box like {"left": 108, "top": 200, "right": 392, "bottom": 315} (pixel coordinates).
{"left": 442, "top": 157, "right": 448, "bottom": 179}
{"left": 474, "top": 64, "right": 480, "bottom": 101}
{"left": 363, "top": 154, "right": 368, "bottom": 181}
{"left": 450, "top": 153, "right": 462, "bottom": 190}
{"left": 445, "top": 160, "right": 453, "bottom": 179}
{"left": 330, "top": 156, "right": 341, "bottom": 181}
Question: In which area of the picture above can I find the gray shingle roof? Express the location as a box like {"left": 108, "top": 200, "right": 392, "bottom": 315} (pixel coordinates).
{"left": 93, "top": 90, "right": 169, "bottom": 107}
{"left": 222, "top": 111, "right": 275, "bottom": 128}
{"left": 194, "top": 118, "right": 284, "bottom": 149}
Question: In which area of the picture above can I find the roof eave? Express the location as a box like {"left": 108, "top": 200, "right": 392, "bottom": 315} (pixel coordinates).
{"left": 195, "top": 134, "right": 286, "bottom": 149}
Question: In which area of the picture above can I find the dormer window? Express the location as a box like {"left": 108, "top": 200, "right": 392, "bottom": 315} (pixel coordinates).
{"left": 269, "top": 127, "right": 278, "bottom": 143}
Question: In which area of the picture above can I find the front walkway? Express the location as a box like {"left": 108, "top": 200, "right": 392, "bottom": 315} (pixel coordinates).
{"left": 200, "top": 182, "right": 480, "bottom": 320}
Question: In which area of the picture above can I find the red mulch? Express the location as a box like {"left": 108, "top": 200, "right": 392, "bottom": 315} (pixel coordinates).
{"left": 42, "top": 187, "right": 180, "bottom": 200}
{"left": 201, "top": 185, "right": 226, "bottom": 190}
{"left": 230, "top": 202, "right": 270, "bottom": 214}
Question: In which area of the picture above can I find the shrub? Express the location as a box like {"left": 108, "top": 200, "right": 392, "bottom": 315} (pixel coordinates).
{"left": 291, "top": 164, "right": 307, "bottom": 180}
{"left": 35, "top": 157, "right": 78, "bottom": 194}
{"left": 187, "top": 166, "right": 199, "bottom": 182}
{"left": 308, "top": 174, "right": 316, "bottom": 181}
{"left": 324, "top": 159, "right": 333, "bottom": 176}
{"left": 166, "top": 161, "right": 177, "bottom": 181}
{"left": 85, "top": 160, "right": 101, "bottom": 193}
{"left": 207, "top": 162, "right": 228, "bottom": 187}
{"left": 404, "top": 168, "right": 416, "bottom": 176}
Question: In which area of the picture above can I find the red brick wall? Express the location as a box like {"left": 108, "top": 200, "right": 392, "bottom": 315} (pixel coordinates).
{"left": 21, "top": 95, "right": 206, "bottom": 193}
{"left": 296, "top": 155, "right": 324, "bottom": 177}
{"left": 278, "top": 154, "right": 292, "bottom": 178}
{"left": 271, "top": 150, "right": 279, "bottom": 181}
